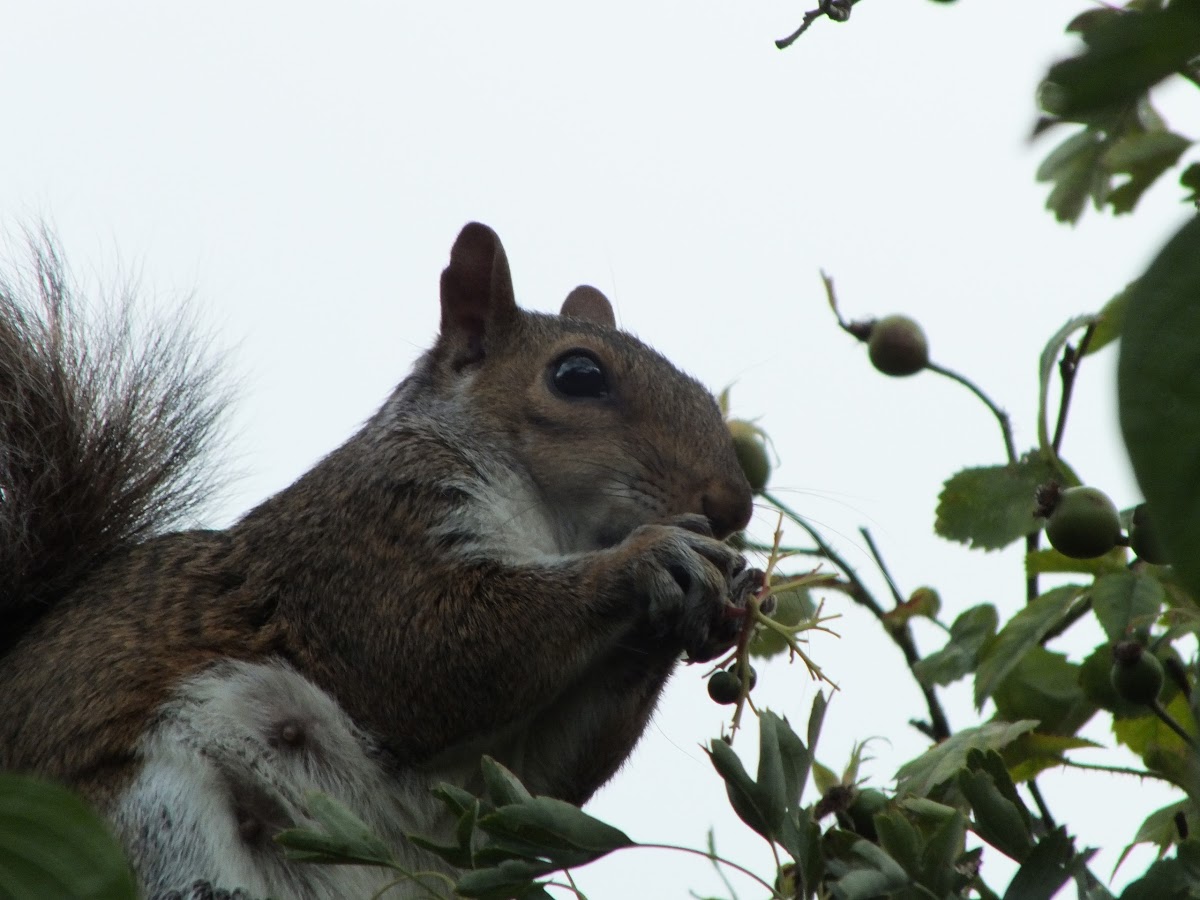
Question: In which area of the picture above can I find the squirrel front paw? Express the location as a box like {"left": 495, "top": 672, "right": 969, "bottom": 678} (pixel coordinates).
{"left": 613, "top": 515, "right": 762, "bottom": 662}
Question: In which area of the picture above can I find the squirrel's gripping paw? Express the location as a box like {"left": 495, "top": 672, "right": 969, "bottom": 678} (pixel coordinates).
{"left": 618, "top": 515, "right": 763, "bottom": 662}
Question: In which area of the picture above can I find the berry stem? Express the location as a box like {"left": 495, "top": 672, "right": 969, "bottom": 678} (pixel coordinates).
{"left": 1150, "top": 699, "right": 1200, "bottom": 751}
{"left": 924, "top": 362, "right": 1017, "bottom": 466}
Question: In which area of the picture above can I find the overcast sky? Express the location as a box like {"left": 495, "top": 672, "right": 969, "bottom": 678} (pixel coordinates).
{"left": 4, "top": 2, "right": 1198, "bottom": 897}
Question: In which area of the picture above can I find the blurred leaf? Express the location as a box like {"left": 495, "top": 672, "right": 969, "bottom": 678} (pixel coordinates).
{"left": 829, "top": 840, "right": 911, "bottom": 899}
{"left": 750, "top": 586, "right": 815, "bottom": 657}
{"left": 914, "top": 604, "right": 999, "bottom": 688}
{"left": 1182, "top": 162, "right": 1200, "bottom": 204}
{"left": 808, "top": 691, "right": 829, "bottom": 754}
{"left": 918, "top": 809, "right": 969, "bottom": 896}
{"left": 895, "top": 721, "right": 1038, "bottom": 797}
{"left": 1000, "top": 827, "right": 1077, "bottom": 900}
{"left": 1117, "top": 799, "right": 1200, "bottom": 873}
{"left": 1119, "top": 214, "right": 1200, "bottom": 601}
{"left": 1092, "top": 570, "right": 1165, "bottom": 642}
{"left": 874, "top": 811, "right": 921, "bottom": 877}
{"left": 812, "top": 760, "right": 841, "bottom": 796}
{"left": 1025, "top": 545, "right": 1128, "bottom": 576}
{"left": 1003, "top": 732, "right": 1103, "bottom": 783}
{"left": 1087, "top": 282, "right": 1135, "bottom": 354}
{"left": 756, "top": 713, "right": 787, "bottom": 835}
{"left": 1037, "top": 127, "right": 1110, "bottom": 222}
{"left": 1042, "top": 0, "right": 1200, "bottom": 118}
{"left": 1104, "top": 129, "right": 1193, "bottom": 214}
{"left": 781, "top": 813, "right": 825, "bottom": 893}
{"left": 974, "top": 585, "right": 1086, "bottom": 709}
{"left": 0, "top": 774, "right": 137, "bottom": 900}
{"left": 993, "top": 647, "right": 1097, "bottom": 737}
{"left": 1119, "top": 838, "right": 1200, "bottom": 899}
{"left": 883, "top": 586, "right": 941, "bottom": 629}
{"left": 936, "top": 455, "right": 1062, "bottom": 550}
{"left": 772, "top": 713, "right": 814, "bottom": 813}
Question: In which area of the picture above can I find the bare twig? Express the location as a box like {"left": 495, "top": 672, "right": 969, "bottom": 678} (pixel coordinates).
{"left": 926, "top": 362, "right": 1018, "bottom": 466}
{"left": 1051, "top": 323, "right": 1097, "bottom": 456}
{"left": 859, "top": 527, "right": 905, "bottom": 608}
{"left": 776, "top": 0, "right": 862, "bottom": 50}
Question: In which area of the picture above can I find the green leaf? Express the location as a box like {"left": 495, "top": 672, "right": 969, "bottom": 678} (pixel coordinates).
{"left": 455, "top": 858, "right": 558, "bottom": 900}
{"left": 1119, "top": 214, "right": 1200, "bottom": 601}
{"left": 1042, "top": 1, "right": 1200, "bottom": 118}
{"left": 993, "top": 648, "right": 1097, "bottom": 737}
{"left": 275, "top": 792, "right": 395, "bottom": 867}
{"left": 830, "top": 840, "right": 911, "bottom": 899}
{"left": 974, "top": 585, "right": 1086, "bottom": 709}
{"left": 1039, "top": 315, "right": 1099, "bottom": 455}
{"left": 478, "top": 797, "right": 633, "bottom": 866}
{"left": 812, "top": 760, "right": 840, "bottom": 796}
{"left": 772, "top": 713, "right": 813, "bottom": 814}
{"left": 1086, "top": 282, "right": 1135, "bottom": 354}
{"left": 808, "top": 691, "right": 829, "bottom": 753}
{"left": 1092, "top": 570, "right": 1165, "bottom": 642}
{"left": 756, "top": 713, "right": 787, "bottom": 835}
{"left": 1182, "top": 162, "right": 1200, "bottom": 204}
{"left": 918, "top": 809, "right": 969, "bottom": 897}
{"left": 1104, "top": 130, "right": 1193, "bottom": 215}
{"left": 958, "top": 768, "right": 1034, "bottom": 863}
{"left": 1002, "top": 732, "right": 1103, "bottom": 783}
{"left": 1117, "top": 800, "right": 1200, "bottom": 873}
{"left": 1000, "top": 827, "right": 1077, "bottom": 900}
{"left": 1120, "top": 838, "right": 1200, "bottom": 899}
{"left": 936, "top": 455, "right": 1062, "bottom": 551}
{"left": 781, "top": 813, "right": 824, "bottom": 893}
{"left": 874, "top": 812, "right": 922, "bottom": 877}
{"left": 1024, "top": 545, "right": 1128, "bottom": 577}
{"left": 1037, "top": 128, "right": 1110, "bottom": 223}
{"left": 0, "top": 774, "right": 137, "bottom": 900}
{"left": 894, "top": 720, "right": 1038, "bottom": 797}
{"left": 481, "top": 757, "right": 534, "bottom": 807}
{"left": 706, "top": 739, "right": 774, "bottom": 840}
{"left": 913, "top": 604, "right": 998, "bottom": 688}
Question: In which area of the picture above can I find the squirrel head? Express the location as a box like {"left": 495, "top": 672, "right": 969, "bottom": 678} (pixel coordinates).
{"left": 420, "top": 222, "right": 753, "bottom": 554}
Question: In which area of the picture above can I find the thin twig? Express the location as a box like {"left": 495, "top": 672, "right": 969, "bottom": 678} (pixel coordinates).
{"left": 763, "top": 491, "right": 952, "bottom": 741}
{"left": 1056, "top": 758, "right": 1173, "bottom": 782}
{"left": 1151, "top": 699, "right": 1200, "bottom": 751}
{"left": 1027, "top": 779, "right": 1057, "bottom": 831}
{"left": 925, "top": 362, "right": 1018, "bottom": 465}
{"left": 1040, "top": 597, "right": 1092, "bottom": 646}
{"left": 859, "top": 527, "right": 905, "bottom": 607}
{"left": 775, "top": 0, "right": 861, "bottom": 49}
{"left": 1051, "top": 324, "right": 1097, "bottom": 456}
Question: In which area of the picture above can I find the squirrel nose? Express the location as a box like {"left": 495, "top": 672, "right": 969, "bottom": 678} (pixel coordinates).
{"left": 701, "top": 479, "right": 754, "bottom": 539}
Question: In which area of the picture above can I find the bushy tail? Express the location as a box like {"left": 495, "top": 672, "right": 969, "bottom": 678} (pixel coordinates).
{"left": 0, "top": 229, "right": 228, "bottom": 648}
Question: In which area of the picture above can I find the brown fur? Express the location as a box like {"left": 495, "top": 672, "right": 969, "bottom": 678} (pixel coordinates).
{"left": 0, "top": 222, "right": 753, "bottom": 892}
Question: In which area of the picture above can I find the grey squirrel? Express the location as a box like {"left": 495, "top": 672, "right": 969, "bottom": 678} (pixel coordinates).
{"left": 0, "top": 222, "right": 757, "bottom": 899}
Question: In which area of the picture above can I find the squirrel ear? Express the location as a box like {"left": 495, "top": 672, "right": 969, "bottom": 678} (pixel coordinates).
{"left": 439, "top": 223, "right": 518, "bottom": 367}
{"left": 560, "top": 286, "right": 615, "bottom": 328}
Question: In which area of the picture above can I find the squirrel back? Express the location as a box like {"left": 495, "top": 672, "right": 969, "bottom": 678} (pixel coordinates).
{"left": 0, "top": 223, "right": 756, "bottom": 899}
{"left": 0, "top": 229, "right": 227, "bottom": 654}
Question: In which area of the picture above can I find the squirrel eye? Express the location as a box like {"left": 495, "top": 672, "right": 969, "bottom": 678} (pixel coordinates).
{"left": 550, "top": 352, "right": 610, "bottom": 400}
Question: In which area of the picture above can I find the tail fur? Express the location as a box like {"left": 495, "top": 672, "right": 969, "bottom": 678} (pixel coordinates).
{"left": 0, "top": 228, "right": 228, "bottom": 650}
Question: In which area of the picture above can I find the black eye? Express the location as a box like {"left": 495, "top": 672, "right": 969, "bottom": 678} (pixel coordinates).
{"left": 550, "top": 352, "right": 610, "bottom": 399}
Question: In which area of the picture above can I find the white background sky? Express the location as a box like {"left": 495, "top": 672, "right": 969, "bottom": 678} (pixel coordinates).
{"left": 3, "top": 2, "right": 1199, "bottom": 897}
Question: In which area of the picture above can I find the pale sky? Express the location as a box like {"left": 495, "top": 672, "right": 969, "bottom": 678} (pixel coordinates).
{"left": 3, "top": 2, "right": 1197, "bottom": 897}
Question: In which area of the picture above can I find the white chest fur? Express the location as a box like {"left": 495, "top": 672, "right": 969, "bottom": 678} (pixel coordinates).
{"left": 111, "top": 660, "right": 450, "bottom": 900}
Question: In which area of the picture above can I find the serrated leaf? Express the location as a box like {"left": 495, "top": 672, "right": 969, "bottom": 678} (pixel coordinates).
{"left": 919, "top": 809, "right": 969, "bottom": 897}
{"left": 0, "top": 774, "right": 137, "bottom": 900}
{"left": 1118, "top": 799, "right": 1200, "bottom": 874}
{"left": 1103, "top": 130, "right": 1193, "bottom": 214}
{"left": 1119, "top": 214, "right": 1200, "bottom": 601}
{"left": 974, "top": 585, "right": 1086, "bottom": 709}
{"left": 895, "top": 721, "right": 1038, "bottom": 798}
{"left": 914, "top": 604, "right": 999, "bottom": 688}
{"left": 874, "top": 812, "right": 921, "bottom": 877}
{"left": 1043, "top": 2, "right": 1200, "bottom": 118}
{"left": 936, "top": 456, "right": 1062, "bottom": 551}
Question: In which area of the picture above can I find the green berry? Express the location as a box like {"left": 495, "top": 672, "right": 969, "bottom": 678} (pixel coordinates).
{"left": 728, "top": 420, "right": 770, "bottom": 494}
{"left": 707, "top": 670, "right": 742, "bottom": 705}
{"left": 1111, "top": 641, "right": 1164, "bottom": 705}
{"left": 1130, "top": 503, "right": 1169, "bottom": 565}
{"left": 867, "top": 315, "right": 929, "bottom": 377}
{"left": 1045, "top": 486, "right": 1121, "bottom": 559}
